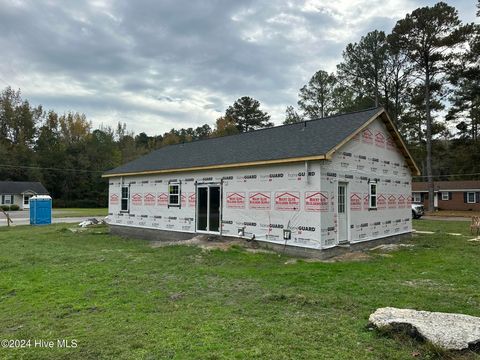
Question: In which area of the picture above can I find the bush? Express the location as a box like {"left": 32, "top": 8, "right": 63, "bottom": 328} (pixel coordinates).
{"left": 9, "top": 204, "right": 19, "bottom": 211}
{"left": 0, "top": 205, "right": 10, "bottom": 211}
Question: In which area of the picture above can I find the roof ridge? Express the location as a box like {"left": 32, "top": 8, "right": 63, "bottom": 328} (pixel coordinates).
{"left": 155, "top": 106, "right": 383, "bottom": 151}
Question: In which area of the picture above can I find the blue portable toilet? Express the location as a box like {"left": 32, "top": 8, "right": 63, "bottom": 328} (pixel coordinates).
{"left": 30, "top": 195, "right": 52, "bottom": 225}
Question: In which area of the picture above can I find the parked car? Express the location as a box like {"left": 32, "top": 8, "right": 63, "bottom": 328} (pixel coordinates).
{"left": 412, "top": 203, "right": 424, "bottom": 219}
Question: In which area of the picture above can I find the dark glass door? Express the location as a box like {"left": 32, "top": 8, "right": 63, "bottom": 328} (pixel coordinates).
{"left": 209, "top": 187, "right": 220, "bottom": 232}
{"left": 196, "top": 185, "right": 221, "bottom": 233}
{"left": 197, "top": 187, "right": 208, "bottom": 231}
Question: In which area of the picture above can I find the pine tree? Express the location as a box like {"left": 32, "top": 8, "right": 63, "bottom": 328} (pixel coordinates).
{"left": 283, "top": 106, "right": 302, "bottom": 124}
{"left": 391, "top": 2, "right": 468, "bottom": 211}
{"left": 225, "top": 96, "right": 272, "bottom": 132}
{"left": 298, "top": 70, "right": 337, "bottom": 119}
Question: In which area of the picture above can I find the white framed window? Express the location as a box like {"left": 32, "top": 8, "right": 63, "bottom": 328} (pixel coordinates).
{"left": 369, "top": 181, "right": 377, "bottom": 209}
{"left": 413, "top": 193, "right": 421, "bottom": 203}
{"left": 441, "top": 192, "right": 449, "bottom": 201}
{"left": 467, "top": 192, "right": 476, "bottom": 204}
{"left": 1, "top": 195, "right": 13, "bottom": 205}
{"left": 168, "top": 183, "right": 180, "bottom": 206}
{"left": 121, "top": 186, "right": 129, "bottom": 211}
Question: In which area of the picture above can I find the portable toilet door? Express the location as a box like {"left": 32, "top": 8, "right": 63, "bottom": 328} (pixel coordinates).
{"left": 30, "top": 195, "right": 52, "bottom": 225}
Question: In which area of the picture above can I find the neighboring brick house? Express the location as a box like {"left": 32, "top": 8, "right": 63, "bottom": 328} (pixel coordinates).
{"left": 412, "top": 181, "right": 480, "bottom": 211}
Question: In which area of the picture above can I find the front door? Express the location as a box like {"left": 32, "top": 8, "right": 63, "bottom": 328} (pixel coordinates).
{"left": 337, "top": 182, "right": 348, "bottom": 243}
{"left": 196, "top": 185, "right": 221, "bottom": 233}
{"left": 23, "top": 194, "right": 32, "bottom": 209}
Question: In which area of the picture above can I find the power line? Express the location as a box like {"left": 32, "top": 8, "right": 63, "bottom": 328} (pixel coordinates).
{"left": 0, "top": 164, "right": 106, "bottom": 174}
{"left": 1, "top": 163, "right": 479, "bottom": 179}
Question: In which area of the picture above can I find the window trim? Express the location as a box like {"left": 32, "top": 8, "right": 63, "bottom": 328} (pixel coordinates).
{"left": 412, "top": 193, "right": 421, "bottom": 203}
{"left": 121, "top": 185, "right": 129, "bottom": 212}
{"left": 168, "top": 182, "right": 181, "bottom": 207}
{"left": 1, "top": 194, "right": 14, "bottom": 205}
{"left": 441, "top": 192, "right": 449, "bottom": 201}
{"left": 369, "top": 180, "right": 377, "bottom": 210}
{"left": 467, "top": 192, "right": 476, "bottom": 204}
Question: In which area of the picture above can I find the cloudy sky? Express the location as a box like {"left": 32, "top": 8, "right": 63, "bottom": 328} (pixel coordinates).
{"left": 0, "top": 0, "right": 476, "bottom": 135}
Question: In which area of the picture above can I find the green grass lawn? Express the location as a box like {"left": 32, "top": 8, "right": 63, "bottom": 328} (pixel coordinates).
{"left": 52, "top": 208, "right": 108, "bottom": 218}
{"left": 0, "top": 220, "right": 479, "bottom": 359}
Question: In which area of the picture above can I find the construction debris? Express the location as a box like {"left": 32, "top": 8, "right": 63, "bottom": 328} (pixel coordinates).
{"left": 369, "top": 307, "right": 480, "bottom": 351}
{"left": 78, "top": 218, "right": 105, "bottom": 227}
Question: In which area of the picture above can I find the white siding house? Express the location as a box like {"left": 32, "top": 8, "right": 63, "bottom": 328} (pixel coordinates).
{"left": 0, "top": 181, "right": 49, "bottom": 210}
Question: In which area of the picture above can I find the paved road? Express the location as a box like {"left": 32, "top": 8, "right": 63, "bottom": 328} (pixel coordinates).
{"left": 0, "top": 210, "right": 104, "bottom": 227}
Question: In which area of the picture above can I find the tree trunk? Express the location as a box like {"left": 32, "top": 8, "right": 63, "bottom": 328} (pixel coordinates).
{"left": 425, "top": 70, "right": 434, "bottom": 212}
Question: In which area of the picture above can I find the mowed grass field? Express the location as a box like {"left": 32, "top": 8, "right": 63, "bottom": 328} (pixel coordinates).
{"left": 52, "top": 208, "right": 108, "bottom": 218}
{"left": 0, "top": 220, "right": 479, "bottom": 359}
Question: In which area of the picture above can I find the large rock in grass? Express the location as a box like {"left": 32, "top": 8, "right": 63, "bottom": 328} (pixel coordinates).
{"left": 369, "top": 307, "right": 480, "bottom": 350}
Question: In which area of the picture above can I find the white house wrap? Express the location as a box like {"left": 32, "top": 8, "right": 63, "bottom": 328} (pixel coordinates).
{"left": 103, "top": 108, "right": 420, "bottom": 252}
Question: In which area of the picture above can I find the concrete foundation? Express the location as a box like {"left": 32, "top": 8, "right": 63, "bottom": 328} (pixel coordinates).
{"left": 109, "top": 224, "right": 412, "bottom": 259}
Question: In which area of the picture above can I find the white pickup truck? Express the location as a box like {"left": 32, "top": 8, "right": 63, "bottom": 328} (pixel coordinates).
{"left": 412, "top": 203, "right": 424, "bottom": 219}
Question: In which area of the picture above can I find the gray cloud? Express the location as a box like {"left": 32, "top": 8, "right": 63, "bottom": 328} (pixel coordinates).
{"left": 0, "top": 0, "right": 474, "bottom": 134}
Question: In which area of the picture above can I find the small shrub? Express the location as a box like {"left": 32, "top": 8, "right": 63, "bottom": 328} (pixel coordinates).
{"left": 9, "top": 204, "right": 19, "bottom": 211}
{"left": 0, "top": 205, "right": 10, "bottom": 211}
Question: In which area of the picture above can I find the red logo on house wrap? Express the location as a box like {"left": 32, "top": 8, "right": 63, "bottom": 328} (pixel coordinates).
{"left": 350, "top": 193, "right": 362, "bottom": 210}
{"left": 274, "top": 191, "right": 300, "bottom": 211}
{"left": 386, "top": 136, "right": 396, "bottom": 150}
{"left": 157, "top": 193, "right": 168, "bottom": 206}
{"left": 181, "top": 194, "right": 186, "bottom": 207}
{"left": 188, "top": 193, "right": 196, "bottom": 207}
{"left": 363, "top": 193, "right": 369, "bottom": 210}
{"left": 110, "top": 194, "right": 119, "bottom": 205}
{"left": 249, "top": 192, "right": 271, "bottom": 210}
{"left": 362, "top": 128, "right": 373, "bottom": 144}
{"left": 131, "top": 193, "right": 142, "bottom": 206}
{"left": 305, "top": 191, "right": 328, "bottom": 212}
{"left": 407, "top": 195, "right": 412, "bottom": 206}
{"left": 375, "top": 131, "right": 385, "bottom": 148}
{"left": 144, "top": 193, "right": 155, "bottom": 206}
{"left": 388, "top": 194, "right": 397, "bottom": 208}
{"left": 397, "top": 194, "right": 406, "bottom": 208}
{"left": 377, "top": 194, "right": 387, "bottom": 209}
{"left": 226, "top": 192, "right": 245, "bottom": 209}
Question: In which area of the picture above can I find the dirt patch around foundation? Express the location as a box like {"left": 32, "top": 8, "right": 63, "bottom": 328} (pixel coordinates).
{"left": 150, "top": 236, "right": 398, "bottom": 263}
{"left": 150, "top": 235, "right": 251, "bottom": 252}
{"left": 284, "top": 251, "right": 373, "bottom": 264}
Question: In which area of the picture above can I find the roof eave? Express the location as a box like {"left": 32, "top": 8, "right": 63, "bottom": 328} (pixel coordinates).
{"left": 102, "top": 154, "right": 328, "bottom": 178}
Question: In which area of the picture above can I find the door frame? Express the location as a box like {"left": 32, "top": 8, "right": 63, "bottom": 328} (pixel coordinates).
{"left": 22, "top": 192, "right": 34, "bottom": 209}
{"left": 195, "top": 182, "right": 222, "bottom": 234}
{"left": 336, "top": 181, "right": 350, "bottom": 244}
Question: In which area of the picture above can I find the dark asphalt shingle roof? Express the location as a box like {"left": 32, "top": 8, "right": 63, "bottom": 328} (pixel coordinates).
{"left": 105, "top": 107, "right": 383, "bottom": 176}
{"left": 412, "top": 181, "right": 480, "bottom": 191}
{"left": 0, "top": 181, "right": 49, "bottom": 194}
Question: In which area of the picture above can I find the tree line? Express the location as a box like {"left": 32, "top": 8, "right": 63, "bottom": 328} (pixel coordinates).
{"left": 284, "top": 1, "right": 479, "bottom": 211}
{"left": 0, "top": 89, "right": 271, "bottom": 207}
{"left": 0, "top": 1, "right": 478, "bottom": 209}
